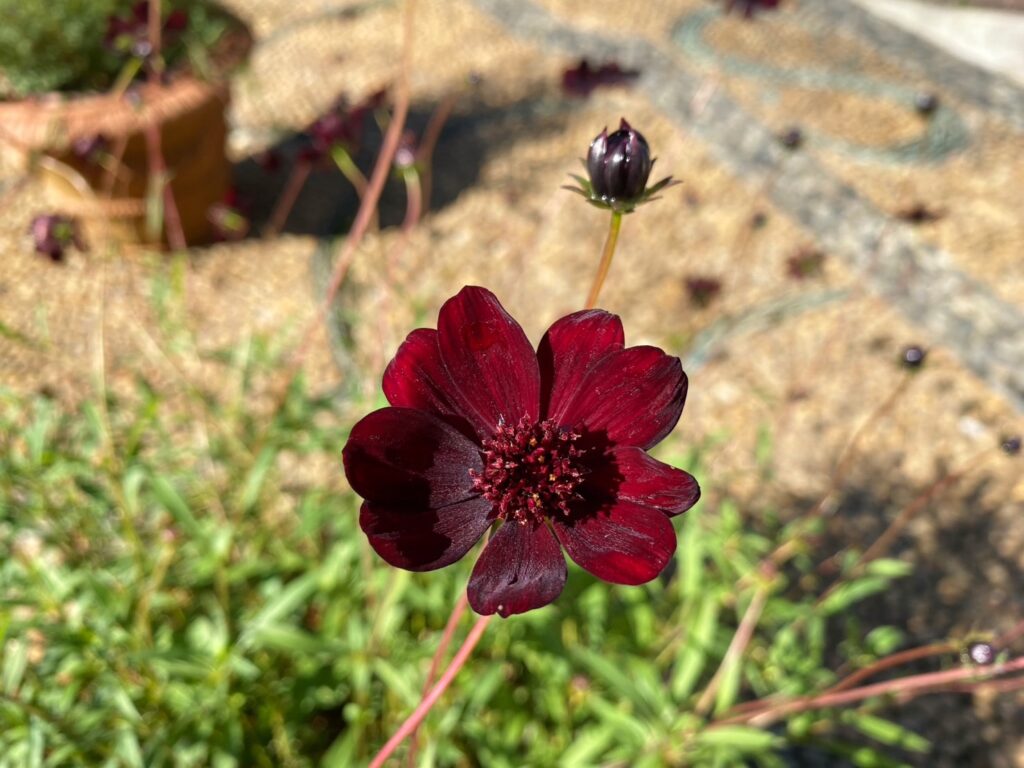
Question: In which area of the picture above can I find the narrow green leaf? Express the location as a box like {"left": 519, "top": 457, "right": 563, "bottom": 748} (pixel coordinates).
{"left": 696, "top": 725, "right": 781, "bottom": 752}
{"left": 821, "top": 577, "right": 890, "bottom": 615}
{"left": 841, "top": 711, "right": 930, "bottom": 753}
{"left": 864, "top": 558, "right": 913, "bottom": 580}
{"left": 237, "top": 573, "right": 318, "bottom": 650}
{"left": 150, "top": 476, "right": 201, "bottom": 538}
{"left": 671, "top": 593, "right": 720, "bottom": 701}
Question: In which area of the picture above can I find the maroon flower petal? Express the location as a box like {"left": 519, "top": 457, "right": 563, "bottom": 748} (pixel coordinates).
{"left": 554, "top": 346, "right": 687, "bottom": 450}
{"left": 382, "top": 328, "right": 479, "bottom": 439}
{"left": 538, "top": 309, "right": 624, "bottom": 419}
{"left": 436, "top": 287, "right": 541, "bottom": 438}
{"left": 467, "top": 521, "right": 566, "bottom": 617}
{"left": 342, "top": 407, "right": 482, "bottom": 507}
{"left": 360, "top": 496, "right": 493, "bottom": 572}
{"left": 588, "top": 447, "right": 700, "bottom": 517}
{"left": 553, "top": 501, "right": 676, "bottom": 585}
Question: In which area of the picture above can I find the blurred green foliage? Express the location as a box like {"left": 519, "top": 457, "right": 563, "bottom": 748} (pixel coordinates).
{"left": 0, "top": 264, "right": 931, "bottom": 767}
{"left": 0, "top": 0, "right": 229, "bottom": 98}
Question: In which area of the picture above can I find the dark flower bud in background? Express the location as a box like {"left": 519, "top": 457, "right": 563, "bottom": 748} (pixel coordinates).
{"left": 71, "top": 134, "right": 110, "bottom": 165}
{"left": 786, "top": 247, "right": 825, "bottom": 280}
{"left": 394, "top": 131, "right": 419, "bottom": 171}
{"left": 901, "top": 345, "right": 927, "bottom": 370}
{"left": 562, "top": 58, "right": 639, "bottom": 98}
{"left": 105, "top": 1, "right": 190, "bottom": 59}
{"left": 780, "top": 126, "right": 803, "bottom": 150}
{"left": 685, "top": 276, "right": 722, "bottom": 309}
{"left": 256, "top": 149, "right": 282, "bottom": 173}
{"left": 965, "top": 642, "right": 996, "bottom": 666}
{"left": 914, "top": 92, "right": 939, "bottom": 116}
{"left": 29, "top": 214, "right": 87, "bottom": 262}
{"left": 897, "top": 202, "right": 943, "bottom": 224}
{"left": 1001, "top": 435, "right": 1021, "bottom": 456}
{"left": 723, "top": 0, "right": 782, "bottom": 18}
{"left": 588, "top": 119, "right": 652, "bottom": 202}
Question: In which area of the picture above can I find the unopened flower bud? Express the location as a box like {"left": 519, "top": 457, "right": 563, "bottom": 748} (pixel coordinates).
{"left": 966, "top": 641, "right": 995, "bottom": 666}
{"left": 901, "top": 345, "right": 926, "bottom": 370}
{"left": 587, "top": 118, "right": 653, "bottom": 204}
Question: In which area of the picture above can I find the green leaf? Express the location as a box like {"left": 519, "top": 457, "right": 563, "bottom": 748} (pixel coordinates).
{"left": 150, "top": 476, "right": 201, "bottom": 538}
{"left": 821, "top": 577, "right": 890, "bottom": 615}
{"left": 671, "top": 592, "right": 720, "bottom": 701}
{"left": 841, "top": 711, "right": 930, "bottom": 753}
{"left": 864, "top": 558, "right": 913, "bottom": 580}
{"left": 236, "top": 573, "right": 318, "bottom": 650}
{"left": 696, "top": 725, "right": 781, "bottom": 752}
{"left": 559, "top": 727, "right": 614, "bottom": 768}
{"left": 237, "top": 447, "right": 276, "bottom": 514}
{"left": 2, "top": 640, "right": 28, "bottom": 695}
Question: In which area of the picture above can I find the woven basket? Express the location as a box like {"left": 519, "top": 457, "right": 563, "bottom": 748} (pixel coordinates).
{"left": 0, "top": 21, "right": 251, "bottom": 247}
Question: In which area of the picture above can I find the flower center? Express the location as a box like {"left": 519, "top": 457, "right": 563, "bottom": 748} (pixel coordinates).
{"left": 470, "top": 417, "right": 587, "bottom": 525}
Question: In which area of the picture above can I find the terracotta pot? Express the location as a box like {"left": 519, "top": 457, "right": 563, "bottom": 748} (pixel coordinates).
{"left": 0, "top": 18, "right": 251, "bottom": 247}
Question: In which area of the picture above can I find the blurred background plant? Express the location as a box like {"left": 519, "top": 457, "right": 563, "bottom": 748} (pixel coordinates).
{"left": 1, "top": 266, "right": 1017, "bottom": 767}
{"left": 0, "top": 0, "right": 230, "bottom": 98}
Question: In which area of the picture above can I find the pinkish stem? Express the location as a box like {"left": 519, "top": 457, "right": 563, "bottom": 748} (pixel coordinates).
{"left": 369, "top": 613, "right": 492, "bottom": 768}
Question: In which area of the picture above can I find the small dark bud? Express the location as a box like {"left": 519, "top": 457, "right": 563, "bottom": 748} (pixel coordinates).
{"left": 394, "top": 131, "right": 418, "bottom": 170}
{"left": 901, "top": 345, "right": 927, "bottom": 369}
{"left": 723, "top": 0, "right": 782, "bottom": 18}
{"left": 29, "top": 214, "right": 87, "bottom": 262}
{"left": 966, "top": 642, "right": 996, "bottom": 666}
{"left": 786, "top": 248, "right": 825, "bottom": 280}
{"left": 587, "top": 118, "right": 653, "bottom": 204}
{"left": 685, "top": 276, "right": 722, "bottom": 308}
{"left": 780, "top": 126, "right": 803, "bottom": 149}
{"left": 562, "top": 59, "right": 639, "bottom": 97}
{"left": 914, "top": 92, "right": 939, "bottom": 116}
{"left": 1001, "top": 435, "right": 1022, "bottom": 456}
{"left": 256, "top": 149, "right": 282, "bottom": 173}
{"left": 897, "top": 202, "right": 943, "bottom": 224}
{"left": 71, "top": 134, "right": 109, "bottom": 164}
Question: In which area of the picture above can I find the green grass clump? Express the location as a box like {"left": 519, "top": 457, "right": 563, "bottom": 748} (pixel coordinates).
{"left": 0, "top": 302, "right": 924, "bottom": 766}
{"left": 0, "top": 0, "right": 229, "bottom": 98}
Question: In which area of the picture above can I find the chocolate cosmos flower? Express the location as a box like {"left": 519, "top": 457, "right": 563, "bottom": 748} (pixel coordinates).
{"left": 343, "top": 287, "right": 699, "bottom": 617}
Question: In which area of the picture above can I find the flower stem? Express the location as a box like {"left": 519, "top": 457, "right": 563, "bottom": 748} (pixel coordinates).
{"left": 406, "top": 591, "right": 469, "bottom": 766}
{"left": 369, "top": 613, "right": 492, "bottom": 768}
{"left": 585, "top": 210, "right": 623, "bottom": 309}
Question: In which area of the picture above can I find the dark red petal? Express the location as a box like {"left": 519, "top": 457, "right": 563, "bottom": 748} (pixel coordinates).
{"left": 538, "top": 309, "right": 624, "bottom": 419}
{"left": 553, "top": 500, "right": 676, "bottom": 585}
{"left": 382, "top": 328, "right": 480, "bottom": 438}
{"left": 555, "top": 346, "right": 687, "bottom": 450}
{"left": 436, "top": 287, "right": 540, "bottom": 438}
{"left": 360, "top": 496, "right": 493, "bottom": 572}
{"left": 467, "top": 521, "right": 566, "bottom": 617}
{"left": 342, "top": 407, "right": 481, "bottom": 507}
{"left": 588, "top": 447, "right": 700, "bottom": 517}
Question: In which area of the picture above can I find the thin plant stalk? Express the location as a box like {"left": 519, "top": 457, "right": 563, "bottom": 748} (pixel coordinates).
{"left": 816, "top": 446, "right": 992, "bottom": 594}
{"left": 406, "top": 591, "right": 470, "bottom": 767}
{"left": 695, "top": 583, "right": 770, "bottom": 716}
{"left": 716, "top": 654, "right": 1024, "bottom": 729}
{"left": 585, "top": 210, "right": 623, "bottom": 309}
{"left": 264, "top": 159, "right": 312, "bottom": 237}
{"left": 369, "top": 613, "right": 492, "bottom": 768}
